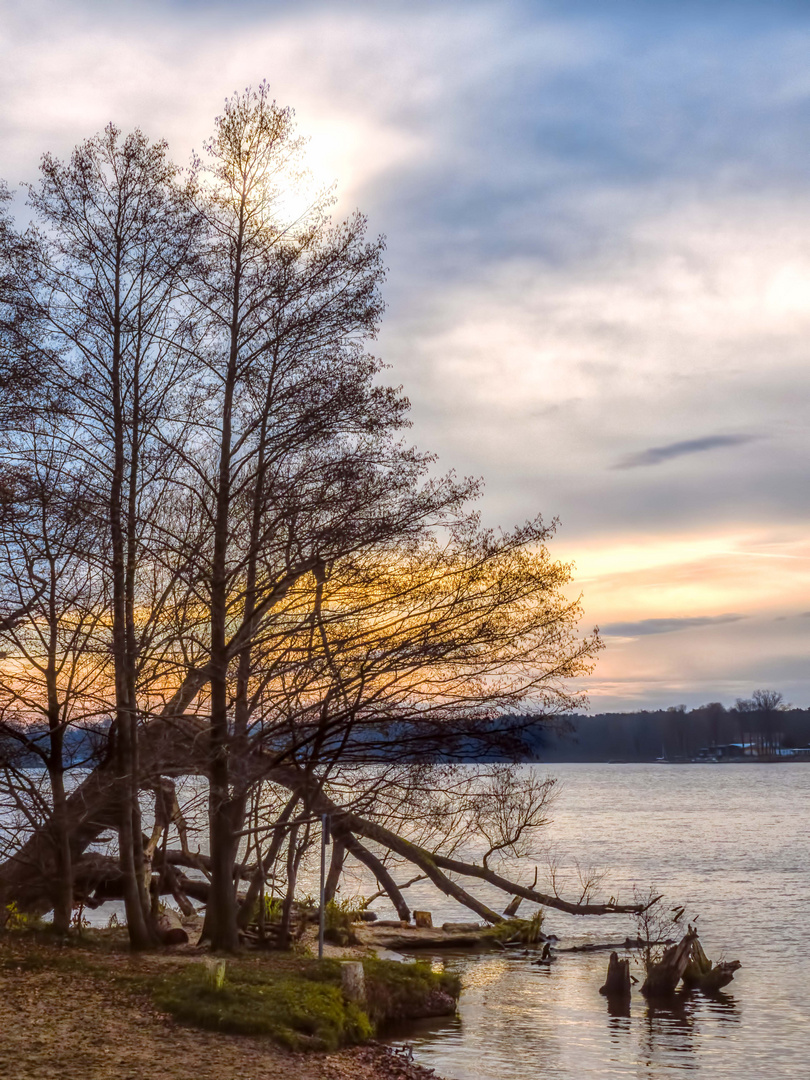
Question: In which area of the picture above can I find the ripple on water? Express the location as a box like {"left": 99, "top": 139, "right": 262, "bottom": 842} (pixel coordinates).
{"left": 390, "top": 764, "right": 810, "bottom": 1080}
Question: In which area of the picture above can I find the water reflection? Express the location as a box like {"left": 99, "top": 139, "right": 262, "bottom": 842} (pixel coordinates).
{"left": 640, "top": 990, "right": 699, "bottom": 1069}
{"left": 387, "top": 765, "right": 810, "bottom": 1079}
{"left": 702, "top": 991, "right": 740, "bottom": 1023}
{"left": 606, "top": 995, "right": 632, "bottom": 1049}
{"left": 633, "top": 989, "right": 742, "bottom": 1075}
{"left": 605, "top": 994, "right": 631, "bottom": 1020}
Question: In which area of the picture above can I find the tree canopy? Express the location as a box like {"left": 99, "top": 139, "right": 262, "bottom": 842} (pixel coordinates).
{"left": 0, "top": 86, "right": 634, "bottom": 951}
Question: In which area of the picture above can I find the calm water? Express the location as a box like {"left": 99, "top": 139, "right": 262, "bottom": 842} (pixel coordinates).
{"left": 61, "top": 763, "right": 810, "bottom": 1077}
{"left": 381, "top": 764, "right": 810, "bottom": 1080}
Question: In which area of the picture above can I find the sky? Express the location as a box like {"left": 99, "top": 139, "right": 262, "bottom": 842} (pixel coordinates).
{"left": 1, "top": 0, "right": 808, "bottom": 712}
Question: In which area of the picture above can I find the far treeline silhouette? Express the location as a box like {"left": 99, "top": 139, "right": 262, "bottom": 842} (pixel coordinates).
{"left": 522, "top": 692, "right": 810, "bottom": 762}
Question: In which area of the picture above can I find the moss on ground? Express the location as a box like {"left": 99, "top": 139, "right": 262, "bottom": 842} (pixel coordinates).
{"left": 151, "top": 961, "right": 372, "bottom": 1051}
{"left": 481, "top": 912, "right": 546, "bottom": 945}
{"left": 151, "top": 955, "right": 459, "bottom": 1051}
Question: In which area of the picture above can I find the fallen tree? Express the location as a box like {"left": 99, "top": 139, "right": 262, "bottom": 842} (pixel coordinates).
{"left": 1, "top": 721, "right": 651, "bottom": 931}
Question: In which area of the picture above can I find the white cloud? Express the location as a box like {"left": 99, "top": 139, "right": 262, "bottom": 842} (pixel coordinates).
{"left": 2, "top": 0, "right": 808, "bottom": 708}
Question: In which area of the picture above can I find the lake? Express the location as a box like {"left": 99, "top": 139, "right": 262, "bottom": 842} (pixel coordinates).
{"left": 377, "top": 764, "right": 810, "bottom": 1080}
{"left": 70, "top": 762, "right": 810, "bottom": 1078}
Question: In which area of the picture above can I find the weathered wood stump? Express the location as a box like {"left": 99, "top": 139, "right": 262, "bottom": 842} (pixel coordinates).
{"left": 641, "top": 928, "right": 698, "bottom": 997}
{"left": 413, "top": 910, "right": 433, "bottom": 928}
{"left": 503, "top": 894, "right": 522, "bottom": 917}
{"left": 341, "top": 961, "right": 366, "bottom": 1003}
{"left": 156, "top": 910, "right": 189, "bottom": 946}
{"left": 682, "top": 937, "right": 741, "bottom": 992}
{"left": 600, "top": 951, "right": 631, "bottom": 997}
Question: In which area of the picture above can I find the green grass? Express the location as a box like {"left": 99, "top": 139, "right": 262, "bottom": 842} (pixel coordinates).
{"left": 152, "top": 960, "right": 372, "bottom": 1051}
{"left": 150, "top": 955, "right": 459, "bottom": 1051}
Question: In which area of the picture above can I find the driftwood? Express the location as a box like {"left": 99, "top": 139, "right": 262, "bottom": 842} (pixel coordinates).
{"left": 533, "top": 942, "right": 556, "bottom": 966}
{"left": 641, "top": 928, "right": 699, "bottom": 996}
{"left": 560, "top": 937, "right": 674, "bottom": 953}
{"left": 599, "top": 952, "right": 631, "bottom": 997}
{"left": 682, "top": 937, "right": 741, "bottom": 993}
{"left": 640, "top": 928, "right": 740, "bottom": 997}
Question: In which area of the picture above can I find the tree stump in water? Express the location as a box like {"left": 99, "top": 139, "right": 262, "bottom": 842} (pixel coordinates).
{"left": 682, "top": 937, "right": 741, "bottom": 992}
{"left": 600, "top": 951, "right": 631, "bottom": 997}
{"left": 641, "top": 928, "right": 698, "bottom": 997}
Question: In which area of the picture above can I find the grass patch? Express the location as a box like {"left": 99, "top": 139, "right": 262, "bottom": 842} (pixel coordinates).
{"left": 482, "top": 913, "right": 546, "bottom": 945}
{"left": 152, "top": 959, "right": 371, "bottom": 1051}
{"left": 150, "top": 955, "right": 460, "bottom": 1051}
{"left": 0, "top": 930, "right": 462, "bottom": 1053}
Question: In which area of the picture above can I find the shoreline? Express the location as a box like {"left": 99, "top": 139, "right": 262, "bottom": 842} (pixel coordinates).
{"left": 0, "top": 934, "right": 454, "bottom": 1080}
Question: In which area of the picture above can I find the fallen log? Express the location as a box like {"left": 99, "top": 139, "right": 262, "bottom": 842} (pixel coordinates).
{"left": 358, "top": 923, "right": 496, "bottom": 950}
{"left": 560, "top": 937, "right": 674, "bottom": 953}
{"left": 641, "top": 928, "right": 698, "bottom": 997}
{"left": 156, "top": 909, "right": 189, "bottom": 946}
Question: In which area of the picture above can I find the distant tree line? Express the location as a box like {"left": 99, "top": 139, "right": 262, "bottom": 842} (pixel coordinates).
{"left": 526, "top": 691, "right": 810, "bottom": 762}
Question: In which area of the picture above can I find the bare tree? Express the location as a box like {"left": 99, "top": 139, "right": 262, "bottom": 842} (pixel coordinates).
{"left": 0, "top": 427, "right": 111, "bottom": 931}
{"left": 0, "top": 93, "right": 646, "bottom": 947}
{"left": 19, "top": 125, "right": 201, "bottom": 947}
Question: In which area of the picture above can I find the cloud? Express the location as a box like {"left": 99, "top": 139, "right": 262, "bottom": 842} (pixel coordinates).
{"left": 1, "top": 0, "right": 809, "bottom": 708}
{"left": 601, "top": 614, "right": 746, "bottom": 637}
{"left": 613, "top": 434, "right": 758, "bottom": 470}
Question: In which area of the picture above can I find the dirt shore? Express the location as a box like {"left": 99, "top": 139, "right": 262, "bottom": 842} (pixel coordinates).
{"left": 0, "top": 941, "right": 450, "bottom": 1080}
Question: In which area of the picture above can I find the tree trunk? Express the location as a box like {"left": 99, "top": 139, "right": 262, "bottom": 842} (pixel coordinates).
{"left": 338, "top": 831, "right": 411, "bottom": 922}
{"left": 48, "top": 760, "right": 73, "bottom": 935}
{"left": 324, "top": 840, "right": 346, "bottom": 904}
{"left": 277, "top": 824, "right": 300, "bottom": 950}
{"left": 237, "top": 792, "right": 299, "bottom": 930}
